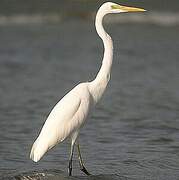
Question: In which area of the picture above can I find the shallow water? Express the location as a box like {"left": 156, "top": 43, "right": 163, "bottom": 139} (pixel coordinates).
{"left": 0, "top": 21, "right": 179, "bottom": 179}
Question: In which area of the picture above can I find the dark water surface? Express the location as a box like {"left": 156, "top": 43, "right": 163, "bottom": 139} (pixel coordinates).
{"left": 0, "top": 21, "right": 179, "bottom": 179}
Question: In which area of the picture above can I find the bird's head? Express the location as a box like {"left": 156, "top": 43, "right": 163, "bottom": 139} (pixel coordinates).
{"left": 101, "top": 2, "right": 146, "bottom": 14}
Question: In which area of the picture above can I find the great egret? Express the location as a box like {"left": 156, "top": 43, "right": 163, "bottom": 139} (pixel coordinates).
{"left": 30, "top": 2, "right": 145, "bottom": 176}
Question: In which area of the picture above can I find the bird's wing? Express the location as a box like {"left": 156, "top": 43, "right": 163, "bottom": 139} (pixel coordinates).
{"left": 30, "top": 84, "right": 90, "bottom": 162}
{"left": 39, "top": 89, "right": 82, "bottom": 146}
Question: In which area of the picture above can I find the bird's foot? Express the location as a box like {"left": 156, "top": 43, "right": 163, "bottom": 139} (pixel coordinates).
{"left": 80, "top": 166, "right": 91, "bottom": 176}
{"left": 68, "top": 161, "right": 73, "bottom": 176}
{"left": 68, "top": 170, "right": 72, "bottom": 176}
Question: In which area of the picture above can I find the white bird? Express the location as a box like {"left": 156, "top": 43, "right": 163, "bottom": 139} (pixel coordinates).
{"left": 30, "top": 2, "right": 145, "bottom": 176}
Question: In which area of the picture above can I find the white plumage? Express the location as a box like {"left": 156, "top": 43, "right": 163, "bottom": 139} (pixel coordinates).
{"left": 30, "top": 2, "right": 145, "bottom": 176}
{"left": 30, "top": 83, "right": 92, "bottom": 162}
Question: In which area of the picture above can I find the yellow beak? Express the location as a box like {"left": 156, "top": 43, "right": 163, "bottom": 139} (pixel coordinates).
{"left": 111, "top": 4, "right": 146, "bottom": 12}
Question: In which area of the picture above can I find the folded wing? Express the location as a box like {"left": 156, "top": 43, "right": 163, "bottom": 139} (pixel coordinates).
{"left": 30, "top": 86, "right": 83, "bottom": 162}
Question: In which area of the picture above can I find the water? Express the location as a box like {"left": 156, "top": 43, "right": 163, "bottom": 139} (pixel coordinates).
{"left": 0, "top": 19, "right": 179, "bottom": 179}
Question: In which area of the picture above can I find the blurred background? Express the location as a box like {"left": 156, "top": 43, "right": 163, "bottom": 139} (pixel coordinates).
{"left": 0, "top": 0, "right": 179, "bottom": 179}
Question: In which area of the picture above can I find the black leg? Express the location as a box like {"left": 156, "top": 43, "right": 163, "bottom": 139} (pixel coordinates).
{"left": 77, "top": 143, "right": 91, "bottom": 175}
{"left": 68, "top": 143, "right": 75, "bottom": 176}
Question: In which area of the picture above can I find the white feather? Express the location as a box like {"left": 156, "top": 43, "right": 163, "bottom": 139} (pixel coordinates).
{"left": 30, "top": 2, "right": 145, "bottom": 169}
{"left": 30, "top": 83, "right": 92, "bottom": 162}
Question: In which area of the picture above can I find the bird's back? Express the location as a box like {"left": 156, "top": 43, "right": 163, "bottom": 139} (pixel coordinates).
{"left": 30, "top": 82, "right": 92, "bottom": 162}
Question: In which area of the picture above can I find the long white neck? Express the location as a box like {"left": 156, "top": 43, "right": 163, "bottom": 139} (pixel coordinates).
{"left": 89, "top": 6, "right": 113, "bottom": 104}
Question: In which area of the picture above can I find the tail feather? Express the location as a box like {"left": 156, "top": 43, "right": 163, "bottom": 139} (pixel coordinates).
{"left": 30, "top": 139, "right": 48, "bottom": 162}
